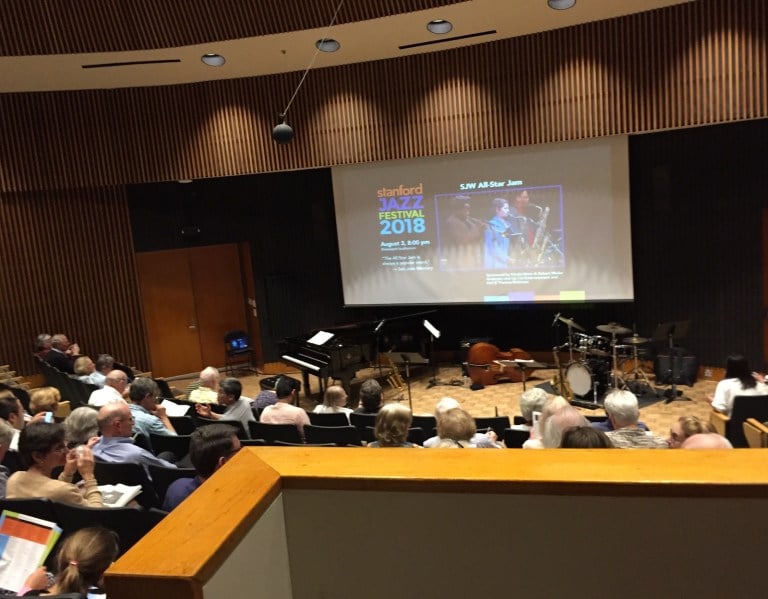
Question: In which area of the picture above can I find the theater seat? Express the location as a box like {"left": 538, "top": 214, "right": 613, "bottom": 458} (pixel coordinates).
{"left": 710, "top": 395, "right": 768, "bottom": 447}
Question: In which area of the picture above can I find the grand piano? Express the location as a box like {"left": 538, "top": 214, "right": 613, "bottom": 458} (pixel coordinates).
{"left": 280, "top": 325, "right": 374, "bottom": 398}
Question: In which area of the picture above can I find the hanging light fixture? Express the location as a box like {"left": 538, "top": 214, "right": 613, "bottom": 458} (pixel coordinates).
{"left": 272, "top": 0, "right": 346, "bottom": 144}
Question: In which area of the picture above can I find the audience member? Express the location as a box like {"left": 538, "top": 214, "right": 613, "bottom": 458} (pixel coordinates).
{"left": 22, "top": 527, "right": 119, "bottom": 597}
{"left": 259, "top": 377, "right": 309, "bottom": 440}
{"left": 92, "top": 403, "right": 175, "bottom": 469}
{"left": 63, "top": 406, "right": 100, "bottom": 449}
{"left": 34, "top": 333, "right": 52, "bottom": 361}
{"left": 369, "top": 403, "right": 416, "bottom": 447}
{"left": 708, "top": 354, "right": 768, "bottom": 416}
{"left": 0, "top": 420, "right": 15, "bottom": 497}
{"left": 541, "top": 406, "right": 589, "bottom": 448}
{"left": 510, "top": 387, "right": 549, "bottom": 431}
{"left": 430, "top": 408, "right": 496, "bottom": 448}
{"left": 29, "top": 387, "right": 62, "bottom": 416}
{"left": 188, "top": 367, "right": 220, "bottom": 404}
{"left": 604, "top": 390, "right": 667, "bottom": 448}
{"left": 523, "top": 395, "right": 569, "bottom": 449}
{"left": 354, "top": 379, "right": 383, "bottom": 414}
{"left": 252, "top": 388, "right": 278, "bottom": 410}
{"left": 681, "top": 433, "right": 733, "bottom": 449}
{"left": 88, "top": 370, "right": 129, "bottom": 407}
{"left": 424, "top": 397, "right": 500, "bottom": 447}
{"left": 6, "top": 422, "right": 103, "bottom": 506}
{"left": 195, "top": 377, "right": 255, "bottom": 434}
{"left": 313, "top": 385, "right": 352, "bottom": 421}
{"left": 667, "top": 415, "right": 717, "bottom": 448}
{"left": 163, "top": 423, "right": 240, "bottom": 510}
{"left": 0, "top": 391, "right": 35, "bottom": 451}
{"left": 560, "top": 425, "right": 613, "bottom": 448}
{"left": 43, "top": 334, "right": 80, "bottom": 374}
{"left": 128, "top": 377, "right": 176, "bottom": 437}
{"left": 74, "top": 355, "right": 96, "bottom": 383}
{"left": 90, "top": 353, "right": 116, "bottom": 387}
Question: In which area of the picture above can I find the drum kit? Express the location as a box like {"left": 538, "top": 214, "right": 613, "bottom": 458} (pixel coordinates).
{"left": 556, "top": 316, "right": 653, "bottom": 401}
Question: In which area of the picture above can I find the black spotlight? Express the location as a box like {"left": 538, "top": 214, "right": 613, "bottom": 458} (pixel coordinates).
{"left": 272, "top": 114, "right": 294, "bottom": 144}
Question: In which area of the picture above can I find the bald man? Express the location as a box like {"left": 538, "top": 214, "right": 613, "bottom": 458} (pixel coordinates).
{"left": 92, "top": 402, "right": 175, "bottom": 469}
{"left": 681, "top": 433, "right": 733, "bottom": 449}
{"left": 188, "top": 367, "right": 220, "bottom": 404}
{"left": 88, "top": 370, "right": 129, "bottom": 407}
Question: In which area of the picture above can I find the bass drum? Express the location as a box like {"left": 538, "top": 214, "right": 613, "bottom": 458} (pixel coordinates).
{"left": 565, "top": 362, "right": 594, "bottom": 397}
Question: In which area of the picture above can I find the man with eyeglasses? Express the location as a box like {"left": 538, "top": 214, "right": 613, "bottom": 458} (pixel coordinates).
{"left": 128, "top": 377, "right": 177, "bottom": 438}
{"left": 92, "top": 403, "right": 176, "bottom": 469}
{"left": 88, "top": 370, "right": 129, "bottom": 407}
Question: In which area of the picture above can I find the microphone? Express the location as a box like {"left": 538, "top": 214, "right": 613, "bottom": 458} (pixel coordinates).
{"left": 551, "top": 312, "right": 561, "bottom": 327}
{"left": 530, "top": 204, "right": 545, "bottom": 214}
{"left": 374, "top": 319, "right": 386, "bottom": 333}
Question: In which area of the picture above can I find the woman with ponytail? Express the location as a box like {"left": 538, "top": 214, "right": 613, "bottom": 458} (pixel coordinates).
{"left": 21, "top": 527, "right": 119, "bottom": 596}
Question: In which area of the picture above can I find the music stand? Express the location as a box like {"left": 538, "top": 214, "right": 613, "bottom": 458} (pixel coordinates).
{"left": 495, "top": 359, "right": 547, "bottom": 391}
{"left": 424, "top": 319, "right": 452, "bottom": 388}
{"left": 652, "top": 320, "right": 692, "bottom": 403}
{"left": 387, "top": 352, "right": 429, "bottom": 411}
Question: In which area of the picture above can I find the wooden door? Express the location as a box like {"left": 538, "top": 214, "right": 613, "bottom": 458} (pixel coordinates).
{"left": 188, "top": 244, "right": 249, "bottom": 369}
{"left": 136, "top": 249, "right": 203, "bottom": 377}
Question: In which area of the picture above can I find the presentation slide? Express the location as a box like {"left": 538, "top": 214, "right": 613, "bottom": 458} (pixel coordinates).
{"left": 332, "top": 136, "right": 633, "bottom": 306}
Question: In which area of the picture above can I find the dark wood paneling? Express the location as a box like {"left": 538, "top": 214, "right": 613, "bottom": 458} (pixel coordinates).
{"left": 0, "top": 187, "right": 149, "bottom": 375}
{"left": 0, "top": 0, "right": 765, "bottom": 193}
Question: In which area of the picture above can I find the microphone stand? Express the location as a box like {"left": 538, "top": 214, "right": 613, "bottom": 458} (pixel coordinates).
{"left": 401, "top": 353, "right": 413, "bottom": 411}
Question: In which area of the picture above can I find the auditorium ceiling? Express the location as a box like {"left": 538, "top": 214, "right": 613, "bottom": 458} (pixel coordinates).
{"left": 1, "top": 0, "right": 691, "bottom": 92}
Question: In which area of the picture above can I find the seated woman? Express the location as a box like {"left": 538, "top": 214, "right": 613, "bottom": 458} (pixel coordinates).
{"left": 560, "top": 426, "right": 613, "bottom": 448}
{"left": 368, "top": 403, "right": 417, "bottom": 447}
{"left": 6, "top": 422, "right": 103, "bottom": 507}
{"left": 708, "top": 354, "right": 768, "bottom": 416}
{"left": 22, "top": 526, "right": 119, "bottom": 596}
{"left": 313, "top": 385, "right": 352, "bottom": 422}
{"left": 63, "top": 406, "right": 100, "bottom": 449}
{"left": 430, "top": 408, "right": 498, "bottom": 448}
{"left": 667, "top": 415, "right": 716, "bottom": 448}
{"left": 28, "top": 387, "right": 64, "bottom": 418}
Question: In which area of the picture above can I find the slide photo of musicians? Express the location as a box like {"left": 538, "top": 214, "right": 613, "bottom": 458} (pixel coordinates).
{"left": 437, "top": 187, "right": 565, "bottom": 272}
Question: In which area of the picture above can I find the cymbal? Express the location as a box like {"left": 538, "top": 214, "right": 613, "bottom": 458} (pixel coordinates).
{"left": 558, "top": 316, "right": 585, "bottom": 332}
{"left": 596, "top": 322, "right": 631, "bottom": 335}
{"left": 622, "top": 335, "right": 650, "bottom": 345}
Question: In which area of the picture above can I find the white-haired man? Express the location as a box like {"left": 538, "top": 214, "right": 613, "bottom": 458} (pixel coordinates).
{"left": 510, "top": 387, "right": 549, "bottom": 431}
{"left": 88, "top": 370, "right": 129, "bottom": 407}
{"left": 604, "top": 389, "right": 667, "bottom": 448}
{"left": 188, "top": 367, "right": 220, "bottom": 404}
{"left": 540, "top": 405, "right": 590, "bottom": 448}
{"left": 423, "top": 397, "right": 501, "bottom": 448}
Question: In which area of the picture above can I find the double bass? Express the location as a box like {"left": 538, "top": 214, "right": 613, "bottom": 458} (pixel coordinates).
{"left": 467, "top": 342, "right": 532, "bottom": 386}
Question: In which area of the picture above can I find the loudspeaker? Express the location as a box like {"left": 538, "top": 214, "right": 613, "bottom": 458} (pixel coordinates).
{"left": 654, "top": 354, "right": 698, "bottom": 386}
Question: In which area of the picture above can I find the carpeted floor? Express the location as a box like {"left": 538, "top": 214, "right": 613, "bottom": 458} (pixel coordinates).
{"left": 172, "top": 362, "right": 716, "bottom": 439}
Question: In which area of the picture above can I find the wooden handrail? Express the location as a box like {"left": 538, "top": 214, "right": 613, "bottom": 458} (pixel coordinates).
{"left": 106, "top": 447, "right": 768, "bottom": 597}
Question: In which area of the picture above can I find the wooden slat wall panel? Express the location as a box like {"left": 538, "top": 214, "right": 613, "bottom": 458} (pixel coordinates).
{"left": 0, "top": 0, "right": 763, "bottom": 194}
{"left": 0, "top": 0, "right": 462, "bottom": 55}
{"left": 0, "top": 187, "right": 149, "bottom": 375}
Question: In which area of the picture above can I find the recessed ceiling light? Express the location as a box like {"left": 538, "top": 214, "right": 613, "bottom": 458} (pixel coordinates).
{"left": 316, "top": 38, "right": 340, "bottom": 52}
{"left": 427, "top": 19, "right": 453, "bottom": 34}
{"left": 201, "top": 53, "right": 226, "bottom": 66}
{"left": 547, "top": 0, "right": 576, "bottom": 9}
